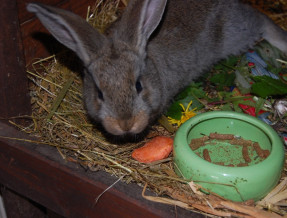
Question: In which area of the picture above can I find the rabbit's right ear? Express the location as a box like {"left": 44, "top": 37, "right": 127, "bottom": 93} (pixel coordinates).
{"left": 27, "top": 3, "right": 107, "bottom": 66}
{"left": 115, "top": 0, "right": 167, "bottom": 54}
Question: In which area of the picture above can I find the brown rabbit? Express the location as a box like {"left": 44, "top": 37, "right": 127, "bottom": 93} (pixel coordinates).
{"left": 27, "top": 0, "right": 287, "bottom": 136}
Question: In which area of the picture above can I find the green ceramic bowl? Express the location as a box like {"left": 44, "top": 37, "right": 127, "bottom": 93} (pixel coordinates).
{"left": 173, "top": 111, "right": 285, "bottom": 202}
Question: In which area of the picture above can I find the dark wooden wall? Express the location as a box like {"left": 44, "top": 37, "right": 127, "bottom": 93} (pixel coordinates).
{"left": 0, "top": 0, "right": 31, "bottom": 123}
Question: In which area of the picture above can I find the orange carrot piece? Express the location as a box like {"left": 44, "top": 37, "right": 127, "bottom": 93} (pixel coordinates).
{"left": 132, "top": 136, "right": 174, "bottom": 163}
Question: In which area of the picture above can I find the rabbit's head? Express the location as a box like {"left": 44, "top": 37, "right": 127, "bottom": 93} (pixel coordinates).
{"left": 27, "top": 0, "right": 167, "bottom": 136}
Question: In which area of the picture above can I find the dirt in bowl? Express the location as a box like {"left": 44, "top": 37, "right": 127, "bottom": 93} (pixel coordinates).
{"left": 189, "top": 133, "right": 270, "bottom": 167}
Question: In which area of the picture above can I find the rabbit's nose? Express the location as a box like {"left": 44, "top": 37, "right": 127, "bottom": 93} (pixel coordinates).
{"left": 118, "top": 118, "right": 135, "bottom": 132}
{"left": 102, "top": 112, "right": 148, "bottom": 135}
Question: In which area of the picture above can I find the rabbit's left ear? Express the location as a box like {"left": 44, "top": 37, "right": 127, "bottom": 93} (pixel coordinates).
{"left": 114, "top": 0, "right": 167, "bottom": 53}
{"left": 27, "top": 3, "right": 107, "bottom": 65}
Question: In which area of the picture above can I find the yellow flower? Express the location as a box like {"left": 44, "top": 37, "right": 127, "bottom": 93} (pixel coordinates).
{"left": 168, "top": 100, "right": 197, "bottom": 127}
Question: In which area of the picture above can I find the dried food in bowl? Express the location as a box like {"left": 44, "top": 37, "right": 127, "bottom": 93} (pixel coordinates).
{"left": 173, "top": 111, "right": 285, "bottom": 202}
{"left": 189, "top": 133, "right": 270, "bottom": 167}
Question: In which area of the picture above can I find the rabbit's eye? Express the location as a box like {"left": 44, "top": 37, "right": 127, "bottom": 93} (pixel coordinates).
{"left": 136, "top": 80, "right": 143, "bottom": 94}
{"left": 97, "top": 89, "right": 104, "bottom": 100}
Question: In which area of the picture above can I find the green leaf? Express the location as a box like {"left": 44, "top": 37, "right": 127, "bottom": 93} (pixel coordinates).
{"left": 175, "top": 86, "right": 192, "bottom": 100}
{"left": 220, "top": 104, "right": 233, "bottom": 111}
{"left": 218, "top": 91, "right": 233, "bottom": 99}
{"left": 233, "top": 103, "right": 243, "bottom": 113}
{"left": 182, "top": 96, "right": 203, "bottom": 110}
{"left": 166, "top": 102, "right": 182, "bottom": 120}
{"left": 210, "top": 72, "right": 236, "bottom": 90}
{"left": 214, "top": 55, "right": 240, "bottom": 71}
{"left": 255, "top": 97, "right": 265, "bottom": 116}
{"left": 251, "top": 76, "right": 287, "bottom": 98}
{"left": 190, "top": 86, "right": 206, "bottom": 99}
{"left": 175, "top": 82, "right": 206, "bottom": 100}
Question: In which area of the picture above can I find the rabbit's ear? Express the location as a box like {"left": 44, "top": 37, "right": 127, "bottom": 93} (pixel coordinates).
{"left": 115, "top": 0, "right": 167, "bottom": 53}
{"left": 27, "top": 3, "right": 107, "bottom": 65}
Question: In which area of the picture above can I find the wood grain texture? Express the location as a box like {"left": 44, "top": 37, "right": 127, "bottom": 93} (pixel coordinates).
{"left": 0, "top": 0, "right": 31, "bottom": 123}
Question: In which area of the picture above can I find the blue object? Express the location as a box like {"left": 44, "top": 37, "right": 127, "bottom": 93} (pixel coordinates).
{"left": 245, "top": 51, "right": 279, "bottom": 79}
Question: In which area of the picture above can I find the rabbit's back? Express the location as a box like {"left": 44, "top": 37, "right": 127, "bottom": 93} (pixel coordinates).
{"left": 148, "top": 0, "right": 267, "bottom": 94}
{"left": 151, "top": 0, "right": 264, "bottom": 52}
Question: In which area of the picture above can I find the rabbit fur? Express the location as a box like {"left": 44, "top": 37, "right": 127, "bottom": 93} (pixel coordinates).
{"left": 27, "top": 0, "right": 287, "bottom": 136}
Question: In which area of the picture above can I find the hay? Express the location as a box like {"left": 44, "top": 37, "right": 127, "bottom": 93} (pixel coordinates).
{"left": 18, "top": 0, "right": 287, "bottom": 217}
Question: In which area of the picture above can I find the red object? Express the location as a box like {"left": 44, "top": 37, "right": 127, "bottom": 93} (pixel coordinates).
{"left": 248, "top": 62, "right": 255, "bottom": 67}
{"left": 238, "top": 104, "right": 266, "bottom": 117}
{"left": 233, "top": 88, "right": 266, "bottom": 117}
{"left": 132, "top": 136, "right": 173, "bottom": 163}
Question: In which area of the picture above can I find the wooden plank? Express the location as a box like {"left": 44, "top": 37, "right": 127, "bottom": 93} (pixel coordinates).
{"left": 0, "top": 0, "right": 31, "bottom": 122}
{"left": 0, "top": 122, "right": 199, "bottom": 217}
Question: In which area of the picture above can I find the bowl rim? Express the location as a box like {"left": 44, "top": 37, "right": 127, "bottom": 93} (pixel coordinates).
{"left": 174, "top": 111, "right": 284, "bottom": 172}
